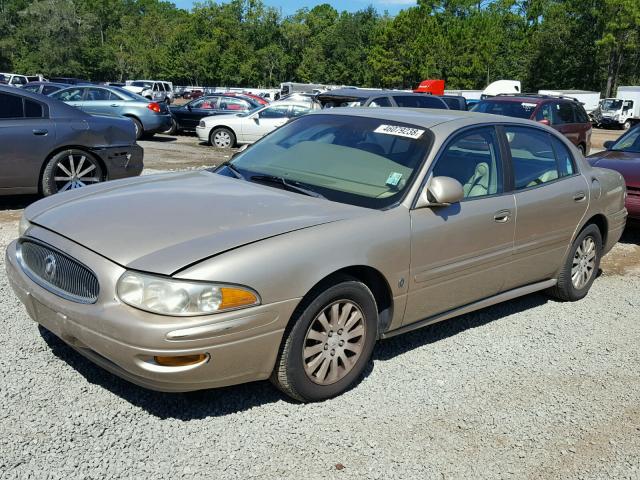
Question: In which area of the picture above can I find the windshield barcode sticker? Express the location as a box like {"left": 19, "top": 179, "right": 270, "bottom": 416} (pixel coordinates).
{"left": 374, "top": 124, "right": 424, "bottom": 139}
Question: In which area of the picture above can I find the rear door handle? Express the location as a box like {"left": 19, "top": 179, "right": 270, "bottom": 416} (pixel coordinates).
{"left": 32, "top": 129, "right": 48, "bottom": 136}
{"left": 573, "top": 191, "right": 586, "bottom": 202}
{"left": 494, "top": 209, "right": 512, "bottom": 223}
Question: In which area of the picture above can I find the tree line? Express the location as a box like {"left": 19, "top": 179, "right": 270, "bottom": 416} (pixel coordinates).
{"left": 0, "top": 0, "right": 639, "bottom": 96}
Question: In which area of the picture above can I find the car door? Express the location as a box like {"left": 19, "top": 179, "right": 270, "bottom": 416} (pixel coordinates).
{"left": 241, "top": 104, "right": 290, "bottom": 142}
{"left": 51, "top": 87, "right": 85, "bottom": 110}
{"left": 183, "top": 97, "right": 220, "bottom": 129}
{"left": 403, "top": 126, "right": 515, "bottom": 325}
{"left": 0, "top": 92, "right": 56, "bottom": 190}
{"left": 82, "top": 87, "right": 121, "bottom": 116}
{"left": 501, "top": 125, "right": 589, "bottom": 290}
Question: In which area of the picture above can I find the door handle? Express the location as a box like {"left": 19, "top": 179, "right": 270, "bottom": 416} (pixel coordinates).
{"left": 32, "top": 129, "right": 48, "bottom": 136}
{"left": 573, "top": 191, "right": 586, "bottom": 202}
{"left": 110, "top": 104, "right": 119, "bottom": 107}
{"left": 493, "top": 210, "right": 512, "bottom": 223}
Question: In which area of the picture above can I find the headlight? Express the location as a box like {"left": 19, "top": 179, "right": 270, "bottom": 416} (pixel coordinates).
{"left": 116, "top": 272, "right": 260, "bottom": 316}
{"left": 199, "top": 120, "right": 206, "bottom": 128}
{"left": 18, "top": 215, "right": 31, "bottom": 236}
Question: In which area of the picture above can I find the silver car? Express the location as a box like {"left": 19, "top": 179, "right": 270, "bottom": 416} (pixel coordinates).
{"left": 50, "top": 86, "right": 173, "bottom": 139}
{"left": 7, "top": 109, "right": 627, "bottom": 402}
{"left": 196, "top": 100, "right": 320, "bottom": 148}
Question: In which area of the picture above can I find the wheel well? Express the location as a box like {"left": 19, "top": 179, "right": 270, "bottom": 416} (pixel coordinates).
{"left": 38, "top": 146, "right": 106, "bottom": 194}
{"left": 302, "top": 266, "right": 394, "bottom": 336}
{"left": 122, "top": 114, "right": 141, "bottom": 125}
{"left": 582, "top": 214, "right": 607, "bottom": 247}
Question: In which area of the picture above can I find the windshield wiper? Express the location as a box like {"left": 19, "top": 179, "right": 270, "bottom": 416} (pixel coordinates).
{"left": 250, "top": 175, "right": 326, "bottom": 199}
{"left": 219, "top": 161, "right": 246, "bottom": 180}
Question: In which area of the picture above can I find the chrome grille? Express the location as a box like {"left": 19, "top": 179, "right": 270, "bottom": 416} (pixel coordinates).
{"left": 17, "top": 240, "right": 99, "bottom": 304}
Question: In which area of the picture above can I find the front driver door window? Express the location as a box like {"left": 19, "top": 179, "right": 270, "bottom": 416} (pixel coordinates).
{"left": 404, "top": 126, "right": 515, "bottom": 325}
{"left": 503, "top": 125, "right": 589, "bottom": 290}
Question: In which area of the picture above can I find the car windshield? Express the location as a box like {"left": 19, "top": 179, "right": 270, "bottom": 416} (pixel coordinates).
{"left": 131, "top": 81, "right": 152, "bottom": 88}
{"left": 610, "top": 127, "right": 640, "bottom": 153}
{"left": 224, "top": 114, "right": 433, "bottom": 209}
{"left": 471, "top": 100, "right": 537, "bottom": 119}
{"left": 601, "top": 99, "right": 623, "bottom": 111}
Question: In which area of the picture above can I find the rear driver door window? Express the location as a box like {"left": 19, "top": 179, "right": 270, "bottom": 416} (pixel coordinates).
{"left": 505, "top": 126, "right": 559, "bottom": 189}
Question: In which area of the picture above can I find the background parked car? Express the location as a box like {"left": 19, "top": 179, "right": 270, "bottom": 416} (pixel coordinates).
{"left": 167, "top": 94, "right": 263, "bottom": 134}
{"left": 0, "top": 73, "right": 28, "bottom": 88}
{"left": 0, "top": 85, "right": 142, "bottom": 195}
{"left": 123, "top": 80, "right": 172, "bottom": 103}
{"left": 183, "top": 89, "right": 204, "bottom": 100}
{"left": 587, "top": 124, "right": 640, "bottom": 219}
{"left": 22, "top": 82, "right": 69, "bottom": 96}
{"left": 317, "top": 88, "right": 449, "bottom": 110}
{"left": 48, "top": 77, "right": 89, "bottom": 85}
{"left": 472, "top": 94, "right": 592, "bottom": 155}
{"left": 49, "top": 85, "right": 173, "bottom": 139}
{"left": 196, "top": 99, "right": 321, "bottom": 148}
{"left": 439, "top": 95, "right": 467, "bottom": 110}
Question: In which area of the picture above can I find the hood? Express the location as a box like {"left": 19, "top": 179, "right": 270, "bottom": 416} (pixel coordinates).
{"left": 203, "top": 113, "right": 244, "bottom": 124}
{"left": 25, "top": 171, "right": 368, "bottom": 275}
{"left": 588, "top": 150, "right": 640, "bottom": 187}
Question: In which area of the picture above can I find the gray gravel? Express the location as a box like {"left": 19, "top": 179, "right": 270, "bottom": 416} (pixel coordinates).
{"left": 0, "top": 142, "right": 639, "bottom": 478}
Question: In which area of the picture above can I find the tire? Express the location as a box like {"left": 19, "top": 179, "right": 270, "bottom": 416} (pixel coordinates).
{"left": 209, "top": 127, "right": 236, "bottom": 149}
{"left": 577, "top": 143, "right": 586, "bottom": 156}
{"left": 623, "top": 120, "right": 632, "bottom": 130}
{"left": 271, "top": 277, "right": 378, "bottom": 402}
{"left": 164, "top": 118, "right": 178, "bottom": 135}
{"left": 128, "top": 117, "right": 144, "bottom": 140}
{"left": 548, "top": 224, "right": 602, "bottom": 301}
{"left": 41, "top": 149, "right": 104, "bottom": 196}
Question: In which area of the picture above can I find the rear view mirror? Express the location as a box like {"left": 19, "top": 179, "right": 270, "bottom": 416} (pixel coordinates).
{"left": 603, "top": 140, "right": 614, "bottom": 150}
{"left": 538, "top": 119, "right": 550, "bottom": 126}
{"left": 415, "top": 176, "right": 464, "bottom": 208}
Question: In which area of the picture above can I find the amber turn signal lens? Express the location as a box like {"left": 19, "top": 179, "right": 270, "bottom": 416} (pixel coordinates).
{"left": 154, "top": 354, "right": 208, "bottom": 367}
{"left": 219, "top": 287, "right": 258, "bottom": 310}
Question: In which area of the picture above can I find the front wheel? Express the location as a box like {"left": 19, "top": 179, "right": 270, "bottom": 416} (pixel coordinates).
{"left": 549, "top": 224, "right": 602, "bottom": 301}
{"left": 271, "top": 277, "right": 378, "bottom": 402}
{"left": 41, "top": 150, "right": 104, "bottom": 196}
{"left": 623, "top": 120, "right": 632, "bottom": 130}
{"left": 209, "top": 127, "right": 235, "bottom": 149}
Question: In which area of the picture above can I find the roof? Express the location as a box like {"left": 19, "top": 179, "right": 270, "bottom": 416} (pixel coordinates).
{"left": 482, "top": 94, "right": 577, "bottom": 103}
{"left": 0, "top": 85, "right": 89, "bottom": 119}
{"left": 318, "top": 88, "right": 415, "bottom": 99}
{"left": 306, "top": 106, "right": 536, "bottom": 130}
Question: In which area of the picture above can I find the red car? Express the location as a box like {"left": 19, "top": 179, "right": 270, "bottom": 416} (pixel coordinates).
{"left": 588, "top": 125, "right": 640, "bottom": 219}
{"left": 472, "top": 95, "right": 592, "bottom": 155}
{"left": 223, "top": 92, "right": 269, "bottom": 106}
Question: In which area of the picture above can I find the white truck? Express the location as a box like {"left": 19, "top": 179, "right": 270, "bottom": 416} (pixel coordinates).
{"left": 592, "top": 86, "right": 640, "bottom": 130}
{"left": 538, "top": 89, "right": 601, "bottom": 114}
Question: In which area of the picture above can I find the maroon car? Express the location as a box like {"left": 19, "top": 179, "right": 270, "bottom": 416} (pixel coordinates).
{"left": 472, "top": 95, "right": 592, "bottom": 155}
{"left": 587, "top": 125, "right": 640, "bottom": 219}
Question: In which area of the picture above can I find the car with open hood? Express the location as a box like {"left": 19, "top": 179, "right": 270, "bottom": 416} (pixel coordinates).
{"left": 7, "top": 108, "right": 626, "bottom": 402}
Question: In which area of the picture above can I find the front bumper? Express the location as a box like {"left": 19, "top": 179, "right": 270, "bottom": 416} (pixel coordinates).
{"left": 93, "top": 144, "right": 143, "bottom": 180}
{"left": 6, "top": 229, "right": 298, "bottom": 392}
{"left": 195, "top": 126, "right": 210, "bottom": 143}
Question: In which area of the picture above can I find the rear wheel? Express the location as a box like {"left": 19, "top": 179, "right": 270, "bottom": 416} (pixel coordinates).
{"left": 41, "top": 149, "right": 104, "bottom": 196}
{"left": 271, "top": 277, "right": 378, "bottom": 402}
{"left": 128, "top": 117, "right": 144, "bottom": 140}
{"left": 577, "top": 143, "right": 586, "bottom": 156}
{"left": 549, "top": 224, "right": 602, "bottom": 301}
{"left": 164, "top": 118, "right": 178, "bottom": 135}
{"left": 209, "top": 127, "right": 235, "bottom": 149}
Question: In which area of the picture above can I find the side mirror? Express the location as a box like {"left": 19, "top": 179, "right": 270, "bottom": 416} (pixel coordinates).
{"left": 538, "top": 119, "right": 550, "bottom": 126}
{"left": 603, "top": 140, "right": 614, "bottom": 150}
{"left": 415, "top": 176, "right": 464, "bottom": 208}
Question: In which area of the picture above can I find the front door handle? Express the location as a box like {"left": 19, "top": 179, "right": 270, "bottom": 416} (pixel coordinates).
{"left": 110, "top": 104, "right": 119, "bottom": 107}
{"left": 494, "top": 209, "right": 512, "bottom": 223}
{"left": 573, "top": 191, "right": 586, "bottom": 202}
{"left": 32, "top": 129, "right": 48, "bottom": 136}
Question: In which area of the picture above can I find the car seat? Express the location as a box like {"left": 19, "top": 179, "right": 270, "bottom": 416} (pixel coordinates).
{"left": 463, "top": 162, "right": 490, "bottom": 197}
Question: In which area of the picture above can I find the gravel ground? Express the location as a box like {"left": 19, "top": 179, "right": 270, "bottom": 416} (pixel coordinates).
{"left": 0, "top": 135, "right": 638, "bottom": 479}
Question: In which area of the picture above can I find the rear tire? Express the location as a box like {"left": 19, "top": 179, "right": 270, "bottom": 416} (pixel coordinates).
{"left": 548, "top": 224, "right": 602, "bottom": 301}
{"left": 128, "top": 117, "right": 144, "bottom": 140}
{"left": 165, "top": 118, "right": 178, "bottom": 135}
{"left": 270, "top": 277, "right": 378, "bottom": 402}
{"left": 577, "top": 143, "right": 586, "bottom": 156}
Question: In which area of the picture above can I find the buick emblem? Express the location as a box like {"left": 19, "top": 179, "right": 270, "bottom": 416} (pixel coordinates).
{"left": 44, "top": 254, "right": 57, "bottom": 280}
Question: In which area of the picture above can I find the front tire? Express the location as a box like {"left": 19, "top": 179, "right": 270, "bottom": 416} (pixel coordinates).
{"left": 41, "top": 149, "right": 104, "bottom": 196}
{"left": 271, "top": 277, "right": 378, "bottom": 402}
{"left": 209, "top": 127, "right": 235, "bottom": 149}
{"left": 623, "top": 120, "right": 632, "bottom": 130}
{"left": 549, "top": 224, "right": 602, "bottom": 301}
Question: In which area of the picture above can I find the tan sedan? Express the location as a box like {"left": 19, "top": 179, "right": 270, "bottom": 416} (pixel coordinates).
{"left": 6, "top": 109, "right": 627, "bottom": 402}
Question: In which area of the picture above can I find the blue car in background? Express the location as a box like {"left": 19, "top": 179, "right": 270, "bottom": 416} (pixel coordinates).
{"left": 22, "top": 82, "right": 71, "bottom": 96}
{"left": 50, "top": 85, "right": 173, "bottom": 139}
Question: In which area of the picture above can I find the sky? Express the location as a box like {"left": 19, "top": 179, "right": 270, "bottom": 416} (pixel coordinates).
{"left": 171, "top": 0, "right": 416, "bottom": 16}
